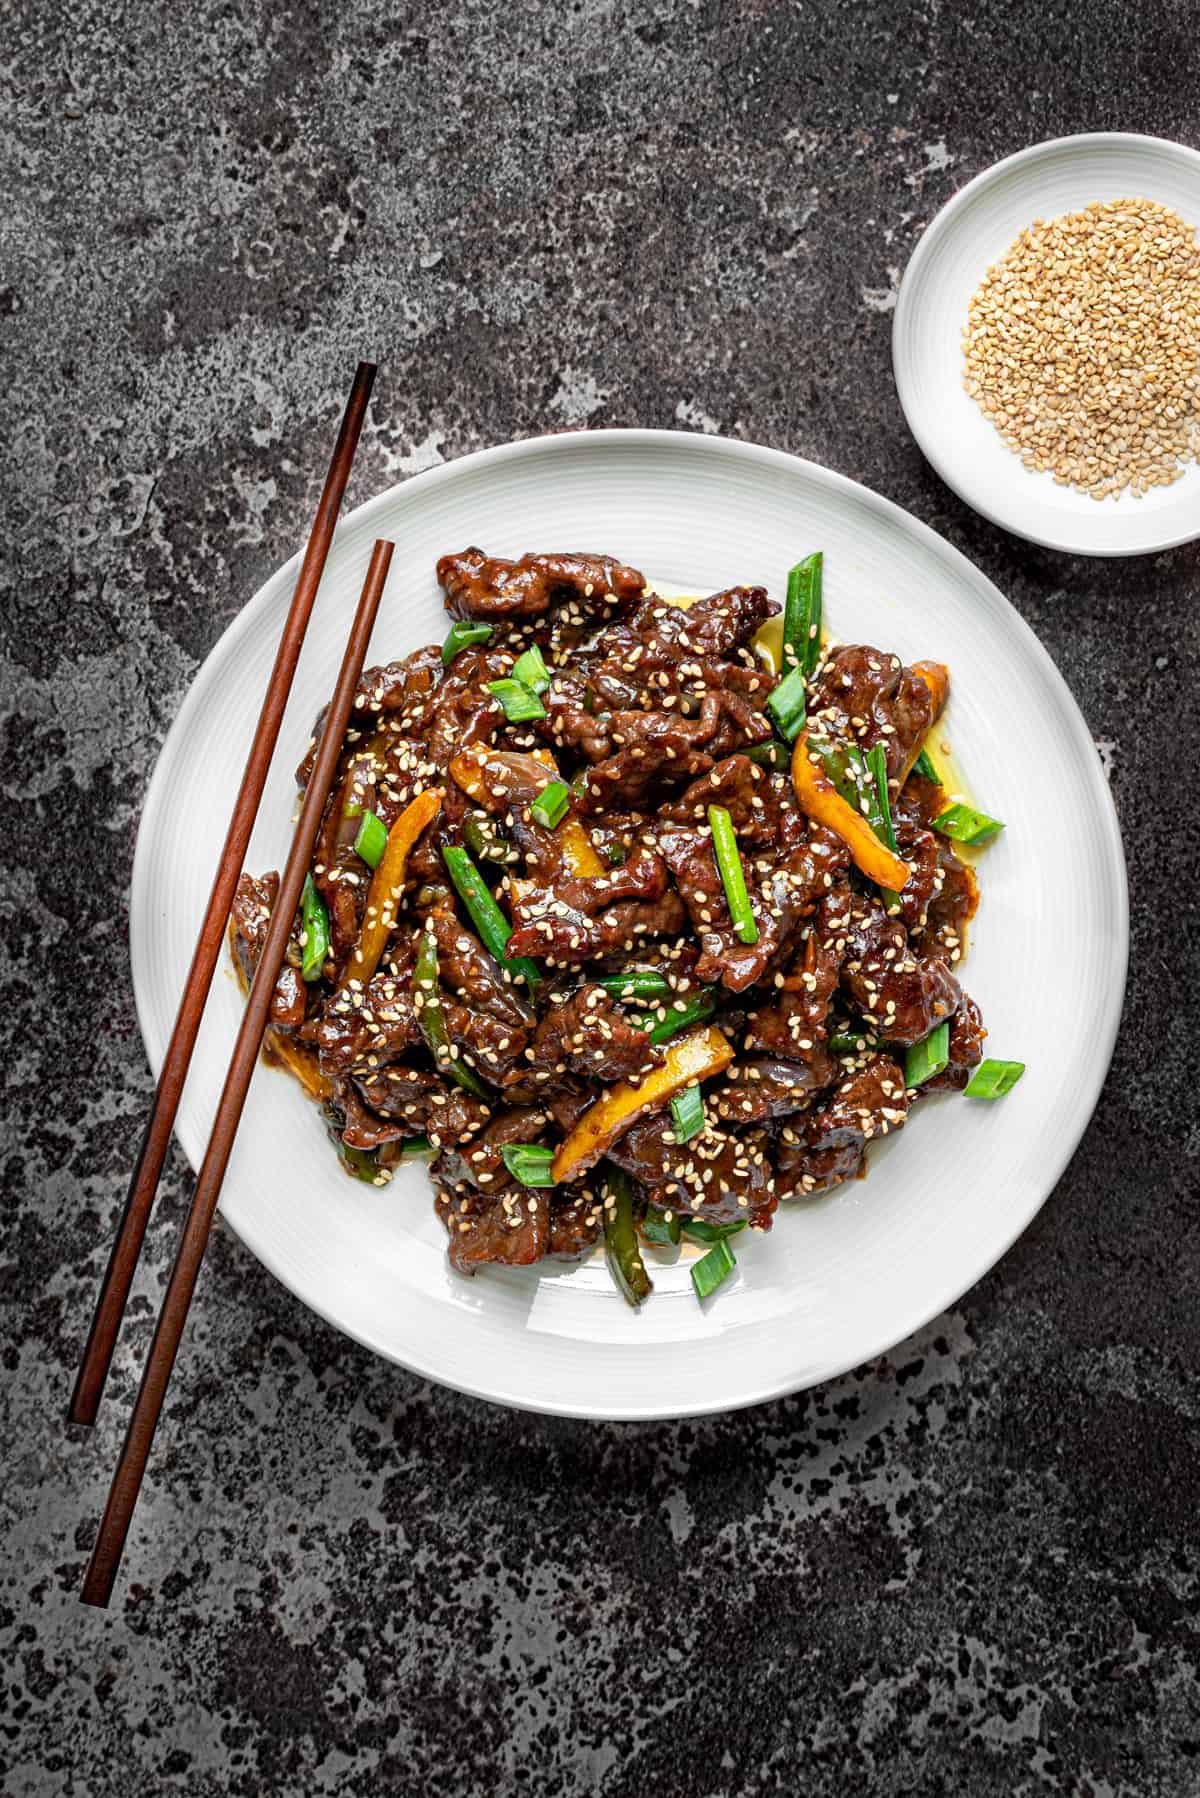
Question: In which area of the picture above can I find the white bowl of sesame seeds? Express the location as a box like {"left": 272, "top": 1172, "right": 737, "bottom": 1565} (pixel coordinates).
{"left": 894, "top": 132, "right": 1200, "bottom": 555}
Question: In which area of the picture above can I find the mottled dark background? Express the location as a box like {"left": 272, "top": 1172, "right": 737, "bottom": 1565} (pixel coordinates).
{"left": 3, "top": 1, "right": 1199, "bottom": 1792}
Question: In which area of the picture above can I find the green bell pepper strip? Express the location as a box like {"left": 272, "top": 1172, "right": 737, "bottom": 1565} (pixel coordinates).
{"left": 782, "top": 551, "right": 823, "bottom": 676}
{"left": 412, "top": 928, "right": 492, "bottom": 1099}
{"left": 604, "top": 1165, "right": 652, "bottom": 1307}
{"left": 441, "top": 845, "right": 541, "bottom": 994}
{"left": 707, "top": 804, "right": 759, "bottom": 945}
{"left": 300, "top": 875, "right": 331, "bottom": 982}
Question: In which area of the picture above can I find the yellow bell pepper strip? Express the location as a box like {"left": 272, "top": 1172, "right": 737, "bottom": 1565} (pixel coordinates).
{"left": 550, "top": 1025, "right": 734, "bottom": 1183}
{"left": 261, "top": 1027, "right": 333, "bottom": 1101}
{"left": 340, "top": 788, "right": 443, "bottom": 991}
{"left": 791, "top": 731, "right": 911, "bottom": 891}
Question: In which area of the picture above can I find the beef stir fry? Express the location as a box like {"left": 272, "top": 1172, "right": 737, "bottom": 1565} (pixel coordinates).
{"left": 232, "top": 547, "right": 1020, "bottom": 1305}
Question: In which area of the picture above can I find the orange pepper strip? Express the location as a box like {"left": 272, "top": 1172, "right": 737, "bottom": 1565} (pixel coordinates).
{"left": 791, "top": 732, "right": 912, "bottom": 890}
{"left": 551, "top": 1025, "right": 733, "bottom": 1183}
{"left": 262, "top": 1027, "right": 333, "bottom": 1101}
{"left": 340, "top": 788, "right": 443, "bottom": 990}
{"left": 898, "top": 661, "right": 951, "bottom": 783}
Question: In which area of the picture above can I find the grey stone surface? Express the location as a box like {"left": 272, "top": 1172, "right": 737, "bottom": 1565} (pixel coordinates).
{"left": 2, "top": 0, "right": 1199, "bottom": 1792}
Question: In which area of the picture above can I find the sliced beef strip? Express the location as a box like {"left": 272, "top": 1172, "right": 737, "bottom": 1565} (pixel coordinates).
{"left": 629, "top": 585, "right": 777, "bottom": 659}
{"left": 506, "top": 850, "right": 687, "bottom": 965}
{"left": 311, "top": 958, "right": 420, "bottom": 1078}
{"left": 518, "top": 983, "right": 661, "bottom": 1086}
{"left": 436, "top": 1182, "right": 551, "bottom": 1272}
{"left": 295, "top": 646, "right": 444, "bottom": 785}
{"left": 922, "top": 993, "right": 987, "bottom": 1093}
{"left": 710, "top": 1056, "right": 834, "bottom": 1125}
{"left": 742, "top": 878, "right": 853, "bottom": 1059}
{"left": 808, "top": 644, "right": 943, "bottom": 781}
{"left": 437, "top": 548, "right": 646, "bottom": 624}
{"left": 840, "top": 893, "right": 961, "bottom": 1048}
{"left": 434, "top": 1104, "right": 552, "bottom": 1197}
{"left": 576, "top": 692, "right": 769, "bottom": 814}
{"left": 605, "top": 1113, "right": 777, "bottom": 1231}
{"left": 775, "top": 1053, "right": 910, "bottom": 1196}
{"left": 230, "top": 872, "right": 308, "bottom": 1030}
{"left": 662, "top": 755, "right": 804, "bottom": 851}
{"left": 548, "top": 1186, "right": 604, "bottom": 1259}
{"left": 427, "top": 908, "right": 533, "bottom": 1031}
{"left": 345, "top": 1068, "right": 489, "bottom": 1148}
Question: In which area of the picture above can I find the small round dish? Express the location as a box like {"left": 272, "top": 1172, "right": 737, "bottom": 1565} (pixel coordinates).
{"left": 893, "top": 132, "right": 1200, "bottom": 556}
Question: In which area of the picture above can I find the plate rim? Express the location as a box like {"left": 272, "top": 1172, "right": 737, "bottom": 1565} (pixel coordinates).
{"left": 893, "top": 129, "right": 1200, "bottom": 558}
{"left": 129, "top": 426, "right": 1130, "bottom": 1418}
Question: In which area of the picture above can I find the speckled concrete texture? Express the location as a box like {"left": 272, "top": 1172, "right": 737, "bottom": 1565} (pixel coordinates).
{"left": 3, "top": 1, "right": 1199, "bottom": 1792}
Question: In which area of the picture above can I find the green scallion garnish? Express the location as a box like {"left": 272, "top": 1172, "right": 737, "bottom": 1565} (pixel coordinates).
{"left": 691, "top": 1235, "right": 738, "bottom": 1301}
{"left": 932, "top": 802, "right": 1004, "bottom": 846}
{"left": 300, "top": 875, "right": 331, "bottom": 982}
{"left": 744, "top": 740, "right": 791, "bottom": 770}
{"left": 488, "top": 678, "right": 546, "bottom": 724}
{"left": 595, "top": 967, "right": 673, "bottom": 1004}
{"left": 905, "top": 1021, "right": 950, "bottom": 1087}
{"left": 641, "top": 1206, "right": 681, "bottom": 1246}
{"left": 637, "top": 988, "right": 719, "bottom": 1044}
{"left": 500, "top": 1143, "right": 556, "bottom": 1187}
{"left": 912, "top": 747, "right": 941, "bottom": 785}
{"left": 782, "top": 551, "right": 823, "bottom": 675}
{"left": 441, "top": 845, "right": 541, "bottom": 993}
{"left": 865, "top": 743, "right": 902, "bottom": 912}
{"left": 707, "top": 804, "right": 758, "bottom": 945}
{"left": 963, "top": 1058, "right": 1025, "bottom": 1099}
{"left": 353, "top": 808, "right": 388, "bottom": 869}
{"left": 511, "top": 644, "right": 551, "bottom": 694}
{"left": 765, "top": 666, "right": 808, "bottom": 741}
{"left": 442, "top": 621, "right": 493, "bottom": 664}
{"left": 670, "top": 1086, "right": 706, "bottom": 1144}
{"left": 530, "top": 780, "right": 570, "bottom": 829}
{"left": 681, "top": 1217, "right": 748, "bottom": 1245}
{"left": 604, "top": 1164, "right": 652, "bottom": 1306}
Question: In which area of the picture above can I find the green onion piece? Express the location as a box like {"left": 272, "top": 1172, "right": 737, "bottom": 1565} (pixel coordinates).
{"left": 828, "top": 1030, "right": 868, "bottom": 1053}
{"left": 353, "top": 808, "right": 388, "bottom": 869}
{"left": 500, "top": 1143, "right": 556, "bottom": 1187}
{"left": 807, "top": 734, "right": 870, "bottom": 811}
{"left": 463, "top": 814, "right": 508, "bottom": 867}
{"left": 442, "top": 621, "right": 493, "bottom": 664}
{"left": 765, "top": 666, "right": 808, "bottom": 742}
{"left": 670, "top": 1086, "right": 706, "bottom": 1144}
{"left": 530, "top": 780, "right": 570, "bottom": 829}
{"left": 744, "top": 739, "right": 791, "bottom": 771}
{"left": 963, "top": 1058, "right": 1025, "bottom": 1099}
{"left": 398, "top": 1135, "right": 434, "bottom": 1159}
{"left": 300, "top": 874, "right": 331, "bottom": 982}
{"left": 681, "top": 1217, "right": 748, "bottom": 1245}
{"left": 339, "top": 1141, "right": 382, "bottom": 1184}
{"left": 691, "top": 1235, "right": 738, "bottom": 1301}
{"left": 905, "top": 1021, "right": 950, "bottom": 1087}
{"left": 603, "top": 840, "right": 626, "bottom": 867}
{"left": 604, "top": 1165, "right": 653, "bottom": 1307}
{"left": 488, "top": 678, "right": 546, "bottom": 724}
{"left": 595, "top": 967, "right": 673, "bottom": 1004}
{"left": 641, "top": 1206, "right": 681, "bottom": 1246}
{"left": 912, "top": 747, "right": 942, "bottom": 785}
{"left": 441, "top": 845, "right": 541, "bottom": 993}
{"left": 342, "top": 796, "right": 363, "bottom": 819}
{"left": 707, "top": 804, "right": 759, "bottom": 945}
{"left": 413, "top": 927, "right": 492, "bottom": 1099}
{"left": 865, "top": 743, "right": 903, "bottom": 912}
{"left": 933, "top": 802, "right": 1005, "bottom": 846}
{"left": 511, "top": 644, "right": 551, "bottom": 694}
{"left": 782, "top": 551, "right": 823, "bottom": 675}
{"left": 637, "top": 988, "right": 718, "bottom": 1044}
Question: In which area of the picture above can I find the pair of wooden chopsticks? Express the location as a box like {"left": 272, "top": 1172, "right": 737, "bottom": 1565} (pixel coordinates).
{"left": 75, "top": 362, "right": 390, "bottom": 1607}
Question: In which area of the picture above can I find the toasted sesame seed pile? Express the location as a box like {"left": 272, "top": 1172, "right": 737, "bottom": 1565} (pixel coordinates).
{"left": 962, "top": 197, "right": 1200, "bottom": 500}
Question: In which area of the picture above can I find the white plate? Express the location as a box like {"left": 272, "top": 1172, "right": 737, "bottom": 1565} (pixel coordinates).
{"left": 130, "top": 430, "right": 1127, "bottom": 1419}
{"left": 893, "top": 132, "right": 1200, "bottom": 555}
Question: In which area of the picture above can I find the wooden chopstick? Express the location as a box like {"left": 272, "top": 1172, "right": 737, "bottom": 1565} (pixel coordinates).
{"left": 69, "top": 361, "right": 376, "bottom": 1429}
{"left": 81, "top": 537, "right": 395, "bottom": 1608}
